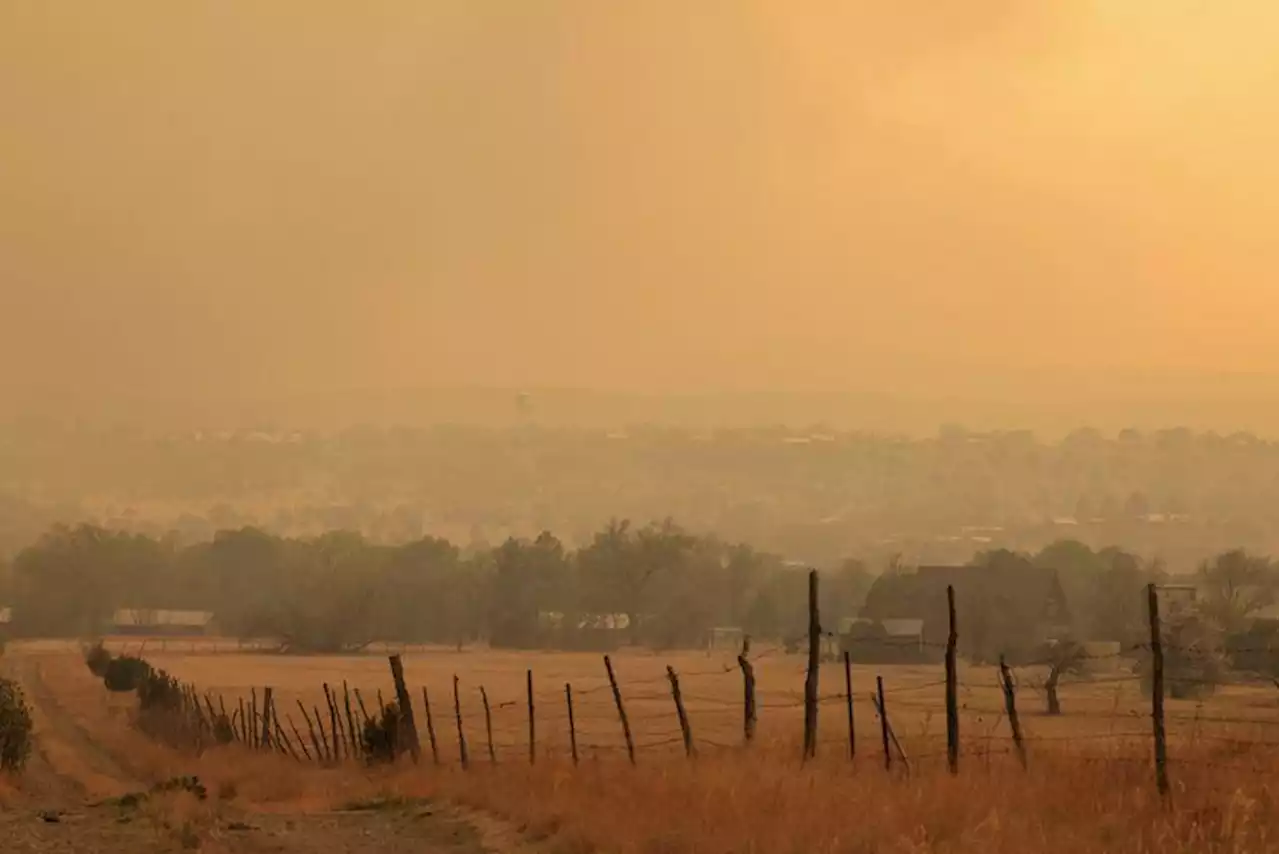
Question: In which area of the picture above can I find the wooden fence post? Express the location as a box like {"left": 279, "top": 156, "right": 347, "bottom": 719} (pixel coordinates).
{"left": 342, "top": 681, "right": 360, "bottom": 759}
{"left": 353, "top": 688, "right": 372, "bottom": 727}
{"left": 1147, "top": 584, "right": 1170, "bottom": 797}
{"left": 998, "top": 655, "right": 1027, "bottom": 770}
{"left": 422, "top": 686, "right": 440, "bottom": 765}
{"left": 604, "top": 655, "right": 636, "bottom": 765}
{"left": 843, "top": 651, "right": 856, "bottom": 760}
{"left": 313, "top": 704, "right": 332, "bottom": 763}
{"left": 666, "top": 666, "right": 695, "bottom": 758}
{"left": 738, "top": 635, "right": 756, "bottom": 744}
{"left": 297, "top": 700, "right": 324, "bottom": 762}
{"left": 479, "top": 686, "right": 497, "bottom": 765}
{"left": 250, "top": 688, "right": 259, "bottom": 749}
{"left": 453, "top": 674, "right": 469, "bottom": 769}
{"left": 323, "top": 683, "right": 342, "bottom": 761}
{"left": 871, "top": 678, "right": 910, "bottom": 774}
{"left": 286, "top": 713, "right": 314, "bottom": 762}
{"left": 945, "top": 585, "right": 959, "bottom": 775}
{"left": 260, "top": 687, "right": 274, "bottom": 750}
{"left": 388, "top": 655, "right": 422, "bottom": 763}
{"left": 803, "top": 568, "right": 820, "bottom": 761}
{"left": 565, "top": 682, "right": 579, "bottom": 766}
{"left": 876, "top": 676, "right": 891, "bottom": 771}
{"left": 526, "top": 669, "right": 536, "bottom": 765}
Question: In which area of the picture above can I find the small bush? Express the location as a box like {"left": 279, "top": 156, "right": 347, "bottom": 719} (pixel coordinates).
{"left": 137, "top": 668, "right": 183, "bottom": 713}
{"left": 85, "top": 641, "right": 113, "bottom": 677}
{"left": 103, "top": 655, "right": 152, "bottom": 692}
{"left": 361, "top": 703, "right": 402, "bottom": 764}
{"left": 0, "top": 676, "right": 33, "bottom": 772}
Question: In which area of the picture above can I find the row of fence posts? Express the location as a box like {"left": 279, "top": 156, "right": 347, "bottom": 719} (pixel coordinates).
{"left": 167, "top": 574, "right": 1174, "bottom": 797}
{"left": 792, "top": 571, "right": 1172, "bottom": 794}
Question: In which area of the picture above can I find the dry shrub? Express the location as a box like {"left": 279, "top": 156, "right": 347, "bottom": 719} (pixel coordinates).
{"left": 361, "top": 703, "right": 403, "bottom": 764}
{"left": 103, "top": 655, "right": 152, "bottom": 692}
{"left": 0, "top": 677, "right": 33, "bottom": 772}
{"left": 84, "top": 640, "right": 113, "bottom": 677}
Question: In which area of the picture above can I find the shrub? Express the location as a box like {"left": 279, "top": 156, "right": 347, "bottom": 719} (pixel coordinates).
{"left": 103, "top": 655, "right": 152, "bottom": 692}
{"left": 361, "top": 702, "right": 402, "bottom": 764}
{"left": 85, "top": 640, "right": 112, "bottom": 677}
{"left": 0, "top": 676, "right": 33, "bottom": 772}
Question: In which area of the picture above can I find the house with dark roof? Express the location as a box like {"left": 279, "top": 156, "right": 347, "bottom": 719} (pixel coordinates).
{"left": 860, "top": 564, "right": 1072, "bottom": 664}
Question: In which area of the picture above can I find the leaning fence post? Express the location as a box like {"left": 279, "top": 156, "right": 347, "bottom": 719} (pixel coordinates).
{"left": 666, "top": 666, "right": 695, "bottom": 758}
{"left": 1147, "top": 583, "right": 1170, "bottom": 797}
{"left": 945, "top": 585, "right": 959, "bottom": 775}
{"left": 453, "top": 674, "right": 469, "bottom": 769}
{"left": 286, "top": 713, "right": 314, "bottom": 762}
{"left": 422, "top": 686, "right": 440, "bottom": 765}
{"left": 479, "top": 686, "right": 497, "bottom": 764}
{"left": 604, "top": 655, "right": 636, "bottom": 765}
{"left": 313, "top": 704, "right": 332, "bottom": 763}
{"left": 803, "top": 568, "right": 821, "bottom": 760}
{"left": 843, "top": 651, "right": 856, "bottom": 760}
{"left": 526, "top": 669, "right": 536, "bottom": 765}
{"left": 738, "top": 635, "right": 756, "bottom": 744}
{"left": 998, "top": 655, "right": 1027, "bottom": 770}
{"left": 297, "top": 700, "right": 324, "bottom": 762}
{"left": 565, "top": 682, "right": 579, "bottom": 766}
{"left": 387, "top": 656, "right": 422, "bottom": 764}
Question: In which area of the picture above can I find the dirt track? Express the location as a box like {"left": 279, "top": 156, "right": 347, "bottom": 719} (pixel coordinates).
{"left": 1, "top": 653, "right": 525, "bottom": 854}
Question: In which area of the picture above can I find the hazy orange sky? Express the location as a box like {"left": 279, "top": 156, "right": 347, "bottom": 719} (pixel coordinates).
{"left": 0, "top": 2, "right": 1275, "bottom": 421}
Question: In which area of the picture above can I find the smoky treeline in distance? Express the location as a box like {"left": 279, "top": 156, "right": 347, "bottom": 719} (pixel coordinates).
{"left": 0, "top": 422, "right": 1273, "bottom": 571}
{"left": 5, "top": 519, "right": 1275, "bottom": 656}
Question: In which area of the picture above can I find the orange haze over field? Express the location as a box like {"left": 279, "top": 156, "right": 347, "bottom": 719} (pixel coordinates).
{"left": 0, "top": 2, "right": 1275, "bottom": 431}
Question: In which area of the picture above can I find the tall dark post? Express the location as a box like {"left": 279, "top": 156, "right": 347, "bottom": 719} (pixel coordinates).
{"left": 388, "top": 655, "right": 421, "bottom": 763}
{"left": 1147, "top": 584, "right": 1170, "bottom": 797}
{"left": 843, "top": 651, "right": 856, "bottom": 760}
{"left": 945, "top": 585, "right": 959, "bottom": 775}
{"left": 479, "top": 686, "right": 497, "bottom": 765}
{"left": 565, "top": 682, "right": 579, "bottom": 766}
{"left": 737, "top": 635, "right": 756, "bottom": 744}
{"left": 604, "top": 655, "right": 636, "bottom": 765}
{"left": 453, "top": 674, "right": 469, "bottom": 769}
{"left": 666, "top": 666, "right": 695, "bottom": 758}
{"left": 999, "top": 655, "right": 1026, "bottom": 770}
{"left": 526, "top": 669, "right": 536, "bottom": 766}
{"left": 803, "top": 569, "right": 820, "bottom": 760}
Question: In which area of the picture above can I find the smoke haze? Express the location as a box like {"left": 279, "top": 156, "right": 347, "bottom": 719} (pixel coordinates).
{"left": 1, "top": 2, "right": 1274, "bottom": 433}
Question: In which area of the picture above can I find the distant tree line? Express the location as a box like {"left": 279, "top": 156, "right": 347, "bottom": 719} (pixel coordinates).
{"left": 0, "top": 424, "right": 1274, "bottom": 569}
{"left": 0, "top": 521, "right": 1273, "bottom": 656}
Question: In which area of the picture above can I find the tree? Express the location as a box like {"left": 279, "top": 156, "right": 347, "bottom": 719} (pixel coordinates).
{"left": 488, "top": 532, "right": 568, "bottom": 649}
{"left": 576, "top": 519, "right": 696, "bottom": 645}
{"left": 12, "top": 525, "right": 121, "bottom": 636}
{"left": 1195, "top": 550, "right": 1278, "bottom": 634}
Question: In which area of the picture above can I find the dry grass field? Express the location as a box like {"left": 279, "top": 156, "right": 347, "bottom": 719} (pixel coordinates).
{"left": 5, "top": 640, "right": 1276, "bottom": 852}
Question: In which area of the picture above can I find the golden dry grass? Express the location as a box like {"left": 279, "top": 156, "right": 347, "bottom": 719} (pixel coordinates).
{"left": 32, "top": 643, "right": 1280, "bottom": 853}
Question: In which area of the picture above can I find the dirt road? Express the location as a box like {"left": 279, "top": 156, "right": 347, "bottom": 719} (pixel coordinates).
{"left": 1, "top": 654, "right": 524, "bottom": 854}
